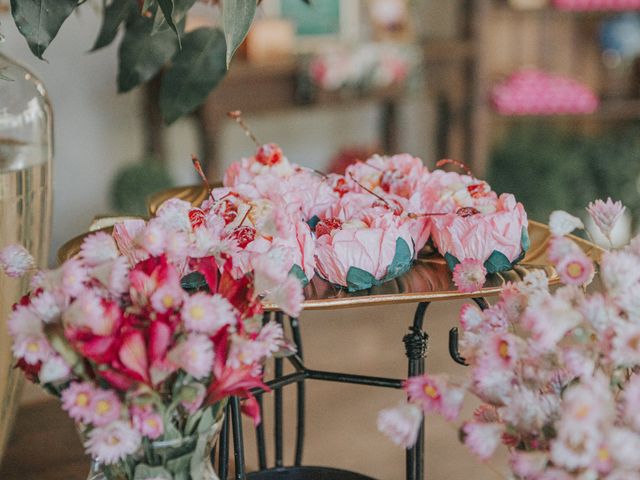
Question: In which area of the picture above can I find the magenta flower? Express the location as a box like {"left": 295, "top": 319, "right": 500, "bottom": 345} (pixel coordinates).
{"left": 131, "top": 406, "right": 164, "bottom": 440}
{"left": 405, "top": 374, "right": 464, "bottom": 421}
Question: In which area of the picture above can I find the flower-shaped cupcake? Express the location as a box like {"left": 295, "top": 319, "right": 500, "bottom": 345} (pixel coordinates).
{"left": 430, "top": 193, "right": 529, "bottom": 292}
{"left": 314, "top": 209, "right": 414, "bottom": 291}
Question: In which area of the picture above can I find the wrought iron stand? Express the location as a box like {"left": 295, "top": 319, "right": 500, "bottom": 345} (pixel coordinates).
{"left": 216, "top": 298, "right": 489, "bottom": 480}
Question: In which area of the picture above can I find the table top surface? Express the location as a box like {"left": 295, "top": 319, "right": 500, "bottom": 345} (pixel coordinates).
{"left": 58, "top": 185, "right": 602, "bottom": 310}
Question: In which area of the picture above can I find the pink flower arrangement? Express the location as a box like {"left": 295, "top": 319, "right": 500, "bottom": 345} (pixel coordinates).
{"left": 491, "top": 69, "right": 599, "bottom": 116}
{"left": 1, "top": 206, "right": 303, "bottom": 477}
{"left": 553, "top": 0, "right": 640, "bottom": 10}
{"left": 379, "top": 200, "right": 640, "bottom": 479}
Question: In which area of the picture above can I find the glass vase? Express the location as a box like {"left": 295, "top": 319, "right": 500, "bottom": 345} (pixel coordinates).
{"left": 84, "top": 416, "right": 224, "bottom": 480}
{"left": 0, "top": 53, "right": 53, "bottom": 460}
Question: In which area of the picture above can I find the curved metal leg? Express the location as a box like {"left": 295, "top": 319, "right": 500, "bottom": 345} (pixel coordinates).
{"left": 290, "top": 316, "right": 305, "bottom": 467}
{"left": 231, "top": 397, "right": 247, "bottom": 480}
{"left": 403, "top": 302, "right": 430, "bottom": 480}
{"left": 274, "top": 312, "right": 284, "bottom": 468}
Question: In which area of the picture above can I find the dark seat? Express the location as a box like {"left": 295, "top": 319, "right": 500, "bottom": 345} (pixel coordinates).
{"left": 247, "top": 466, "right": 377, "bottom": 480}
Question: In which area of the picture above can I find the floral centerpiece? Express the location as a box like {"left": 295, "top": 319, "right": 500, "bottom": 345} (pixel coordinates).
{"left": 377, "top": 198, "right": 640, "bottom": 479}
{"left": 0, "top": 202, "right": 304, "bottom": 479}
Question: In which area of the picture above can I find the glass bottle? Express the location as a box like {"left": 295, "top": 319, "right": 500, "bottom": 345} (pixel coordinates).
{"left": 0, "top": 53, "right": 53, "bottom": 460}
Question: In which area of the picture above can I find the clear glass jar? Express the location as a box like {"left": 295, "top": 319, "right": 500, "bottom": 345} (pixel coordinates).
{"left": 0, "top": 53, "right": 53, "bottom": 460}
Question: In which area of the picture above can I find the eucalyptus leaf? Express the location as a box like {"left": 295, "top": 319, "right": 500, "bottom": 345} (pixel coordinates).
{"left": 521, "top": 226, "right": 530, "bottom": 253}
{"left": 346, "top": 267, "right": 377, "bottom": 293}
{"left": 159, "top": 27, "right": 227, "bottom": 124}
{"left": 152, "top": 0, "right": 197, "bottom": 35}
{"left": 181, "top": 271, "right": 208, "bottom": 292}
{"left": 134, "top": 464, "right": 173, "bottom": 480}
{"left": 92, "top": 0, "right": 131, "bottom": 52}
{"left": 189, "top": 433, "right": 210, "bottom": 480}
{"left": 156, "top": 0, "right": 179, "bottom": 42}
{"left": 307, "top": 215, "right": 320, "bottom": 229}
{"left": 117, "top": 16, "right": 178, "bottom": 92}
{"left": 11, "top": 0, "right": 77, "bottom": 59}
{"left": 222, "top": 0, "right": 256, "bottom": 67}
{"left": 167, "top": 453, "right": 192, "bottom": 479}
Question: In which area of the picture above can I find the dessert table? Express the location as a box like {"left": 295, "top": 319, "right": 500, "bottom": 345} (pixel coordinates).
{"left": 56, "top": 186, "right": 601, "bottom": 480}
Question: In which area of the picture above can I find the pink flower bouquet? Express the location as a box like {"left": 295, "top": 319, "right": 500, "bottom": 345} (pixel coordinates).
{"left": 379, "top": 200, "right": 640, "bottom": 480}
{"left": 1, "top": 210, "right": 304, "bottom": 479}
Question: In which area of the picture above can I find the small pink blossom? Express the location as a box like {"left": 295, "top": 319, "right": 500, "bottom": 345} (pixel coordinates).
{"left": 459, "top": 304, "right": 485, "bottom": 332}
{"left": 30, "top": 290, "right": 63, "bottom": 323}
{"left": 405, "top": 374, "right": 464, "bottom": 421}
{"left": 168, "top": 334, "right": 214, "bottom": 380}
{"left": 462, "top": 422, "right": 503, "bottom": 460}
{"left": 181, "top": 293, "right": 236, "bottom": 335}
{"left": 60, "top": 258, "right": 89, "bottom": 297}
{"left": 80, "top": 232, "right": 119, "bottom": 266}
{"left": 556, "top": 250, "right": 594, "bottom": 286}
{"left": 452, "top": 259, "right": 487, "bottom": 293}
{"left": 263, "top": 275, "right": 304, "bottom": 318}
{"left": 150, "top": 282, "right": 186, "bottom": 313}
{"left": 62, "top": 382, "right": 96, "bottom": 423}
{"left": 12, "top": 334, "right": 51, "bottom": 365}
{"left": 139, "top": 221, "right": 166, "bottom": 256}
{"left": 84, "top": 421, "right": 141, "bottom": 465}
{"left": 91, "top": 256, "right": 130, "bottom": 296}
{"left": 39, "top": 355, "right": 71, "bottom": 384}
{"left": 8, "top": 304, "right": 43, "bottom": 338}
{"left": 63, "top": 290, "right": 114, "bottom": 336}
{"left": 377, "top": 401, "right": 422, "bottom": 449}
{"left": 0, "top": 244, "right": 34, "bottom": 277}
{"left": 89, "top": 389, "right": 122, "bottom": 426}
{"left": 131, "top": 406, "right": 164, "bottom": 440}
{"left": 587, "top": 198, "right": 625, "bottom": 240}
{"left": 510, "top": 451, "right": 548, "bottom": 478}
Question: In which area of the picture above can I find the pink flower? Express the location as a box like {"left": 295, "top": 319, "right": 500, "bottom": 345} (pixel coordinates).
{"left": 113, "top": 220, "right": 149, "bottom": 265}
{"left": 181, "top": 384, "right": 206, "bottom": 414}
{"left": 30, "top": 290, "right": 64, "bottom": 323}
{"left": 262, "top": 275, "right": 304, "bottom": 318}
{"left": 89, "top": 389, "right": 122, "bottom": 426}
{"left": 150, "top": 282, "right": 186, "bottom": 313}
{"left": 377, "top": 402, "right": 422, "bottom": 449}
{"left": 39, "top": 356, "right": 71, "bottom": 384}
{"left": 63, "top": 290, "right": 115, "bottom": 336}
{"left": 462, "top": 422, "right": 502, "bottom": 460}
{"left": 154, "top": 198, "right": 192, "bottom": 231}
{"left": 431, "top": 193, "right": 527, "bottom": 264}
{"left": 60, "top": 259, "right": 89, "bottom": 297}
{"left": 314, "top": 211, "right": 414, "bottom": 289}
{"left": 549, "top": 210, "right": 584, "bottom": 237}
{"left": 181, "top": 293, "right": 237, "bottom": 335}
{"left": 169, "top": 334, "right": 215, "bottom": 380}
{"left": 62, "top": 382, "right": 97, "bottom": 423}
{"left": 510, "top": 452, "right": 548, "bottom": 478}
{"left": 452, "top": 259, "right": 487, "bottom": 293}
{"left": 405, "top": 374, "right": 464, "bottom": 421}
{"left": 12, "top": 334, "right": 52, "bottom": 365}
{"left": 611, "top": 322, "right": 640, "bottom": 367}
{"left": 0, "top": 244, "right": 34, "bottom": 277}
{"left": 80, "top": 232, "right": 119, "bottom": 266}
{"left": 521, "top": 296, "right": 582, "bottom": 352}
{"left": 131, "top": 406, "right": 164, "bottom": 440}
{"left": 587, "top": 198, "right": 625, "bottom": 240}
{"left": 459, "top": 304, "right": 485, "bottom": 332}
{"left": 556, "top": 250, "right": 594, "bottom": 286}
{"left": 8, "top": 304, "right": 43, "bottom": 338}
{"left": 91, "top": 257, "right": 131, "bottom": 296}
{"left": 84, "top": 421, "right": 141, "bottom": 465}
{"left": 139, "top": 221, "right": 166, "bottom": 256}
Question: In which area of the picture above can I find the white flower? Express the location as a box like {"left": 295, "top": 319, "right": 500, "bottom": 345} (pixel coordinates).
{"left": 39, "top": 356, "right": 71, "bottom": 384}
{"left": 611, "top": 322, "right": 640, "bottom": 367}
{"left": 608, "top": 428, "right": 640, "bottom": 470}
{"left": 462, "top": 422, "right": 502, "bottom": 460}
{"left": 549, "top": 210, "right": 584, "bottom": 237}
{"left": 0, "top": 244, "right": 34, "bottom": 277}
{"left": 84, "top": 421, "right": 141, "bottom": 465}
{"left": 181, "top": 293, "right": 236, "bottom": 335}
{"left": 586, "top": 198, "right": 625, "bottom": 240}
{"left": 551, "top": 425, "right": 600, "bottom": 471}
{"left": 30, "top": 291, "right": 63, "bottom": 323}
{"left": 168, "top": 334, "right": 215, "bottom": 380}
{"left": 600, "top": 251, "right": 640, "bottom": 297}
{"left": 377, "top": 402, "right": 422, "bottom": 449}
{"left": 80, "top": 232, "right": 119, "bottom": 266}
{"left": 155, "top": 198, "right": 192, "bottom": 231}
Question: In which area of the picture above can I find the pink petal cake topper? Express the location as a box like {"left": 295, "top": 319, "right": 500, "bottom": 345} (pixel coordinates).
{"left": 491, "top": 69, "right": 599, "bottom": 116}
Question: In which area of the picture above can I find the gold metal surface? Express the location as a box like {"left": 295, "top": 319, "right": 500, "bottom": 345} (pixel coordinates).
{"left": 60, "top": 185, "right": 603, "bottom": 310}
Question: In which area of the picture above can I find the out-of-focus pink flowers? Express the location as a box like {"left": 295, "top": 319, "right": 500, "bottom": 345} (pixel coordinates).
{"left": 377, "top": 402, "right": 422, "bottom": 449}
{"left": 452, "top": 259, "right": 487, "bottom": 293}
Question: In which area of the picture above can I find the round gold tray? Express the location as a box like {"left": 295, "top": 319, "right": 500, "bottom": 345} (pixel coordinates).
{"left": 59, "top": 185, "right": 602, "bottom": 310}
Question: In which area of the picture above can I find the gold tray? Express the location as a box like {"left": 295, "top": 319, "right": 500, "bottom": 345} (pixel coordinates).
{"left": 58, "top": 186, "right": 603, "bottom": 310}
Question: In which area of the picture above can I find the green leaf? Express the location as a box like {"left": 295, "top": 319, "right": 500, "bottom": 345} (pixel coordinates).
{"left": 222, "top": 0, "right": 256, "bottom": 67}
{"left": 156, "top": 0, "right": 179, "bottom": 43}
{"left": 484, "top": 250, "right": 513, "bottom": 274}
{"left": 197, "top": 405, "right": 216, "bottom": 434}
{"left": 10, "top": 0, "right": 77, "bottom": 59}
{"left": 288, "top": 264, "right": 309, "bottom": 286}
{"left": 189, "top": 434, "right": 210, "bottom": 480}
{"left": 91, "top": 0, "right": 131, "bottom": 51}
{"left": 152, "top": 0, "right": 196, "bottom": 35}
{"left": 346, "top": 267, "right": 378, "bottom": 293}
{"left": 383, "top": 238, "right": 413, "bottom": 281}
{"left": 117, "top": 16, "right": 178, "bottom": 92}
{"left": 167, "top": 453, "right": 192, "bottom": 480}
{"left": 134, "top": 464, "right": 173, "bottom": 480}
{"left": 307, "top": 215, "right": 320, "bottom": 229}
{"left": 444, "top": 252, "right": 460, "bottom": 272}
{"left": 159, "top": 27, "right": 227, "bottom": 124}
